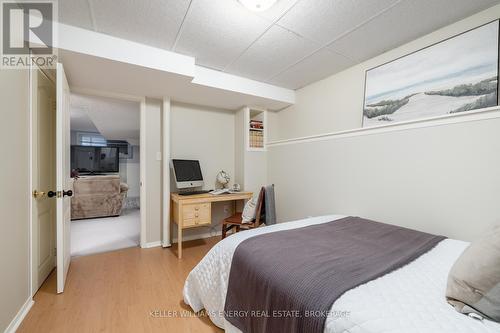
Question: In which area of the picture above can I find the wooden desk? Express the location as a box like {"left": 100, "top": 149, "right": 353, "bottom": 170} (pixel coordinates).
{"left": 171, "top": 192, "right": 253, "bottom": 258}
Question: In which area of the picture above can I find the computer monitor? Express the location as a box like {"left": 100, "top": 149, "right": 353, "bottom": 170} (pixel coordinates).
{"left": 171, "top": 159, "right": 204, "bottom": 189}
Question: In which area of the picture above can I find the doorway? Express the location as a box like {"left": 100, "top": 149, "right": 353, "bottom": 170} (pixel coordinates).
{"left": 69, "top": 93, "right": 142, "bottom": 257}
{"left": 30, "top": 65, "right": 148, "bottom": 295}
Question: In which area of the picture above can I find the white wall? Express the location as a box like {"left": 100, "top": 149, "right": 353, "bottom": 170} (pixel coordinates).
{"left": 235, "top": 109, "right": 245, "bottom": 188}
{"left": 244, "top": 152, "right": 267, "bottom": 194}
{"left": 0, "top": 70, "right": 31, "bottom": 331}
{"left": 119, "top": 145, "right": 140, "bottom": 198}
{"left": 144, "top": 99, "right": 163, "bottom": 243}
{"left": 268, "top": 5, "right": 500, "bottom": 241}
{"left": 170, "top": 102, "right": 236, "bottom": 239}
{"left": 234, "top": 107, "right": 268, "bottom": 194}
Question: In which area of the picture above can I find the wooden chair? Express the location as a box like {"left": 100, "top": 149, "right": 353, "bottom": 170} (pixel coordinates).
{"left": 221, "top": 187, "right": 265, "bottom": 239}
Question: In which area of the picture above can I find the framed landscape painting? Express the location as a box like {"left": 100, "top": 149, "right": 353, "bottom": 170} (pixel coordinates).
{"left": 363, "top": 20, "right": 499, "bottom": 128}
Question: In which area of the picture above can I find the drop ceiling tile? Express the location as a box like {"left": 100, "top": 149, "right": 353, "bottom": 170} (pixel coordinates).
{"left": 225, "top": 25, "right": 320, "bottom": 81}
{"left": 327, "top": 0, "right": 500, "bottom": 64}
{"left": 254, "top": 0, "right": 301, "bottom": 22}
{"left": 58, "top": 0, "right": 94, "bottom": 30}
{"left": 268, "top": 48, "right": 355, "bottom": 89}
{"left": 174, "top": 0, "right": 272, "bottom": 69}
{"left": 277, "top": 0, "right": 399, "bottom": 44}
{"left": 90, "top": 0, "right": 190, "bottom": 50}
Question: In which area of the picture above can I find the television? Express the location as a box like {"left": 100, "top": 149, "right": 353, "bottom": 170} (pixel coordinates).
{"left": 71, "top": 146, "right": 119, "bottom": 174}
{"left": 171, "top": 159, "right": 204, "bottom": 189}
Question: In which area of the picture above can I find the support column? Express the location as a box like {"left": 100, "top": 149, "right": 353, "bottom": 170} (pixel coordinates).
{"left": 162, "top": 97, "right": 171, "bottom": 247}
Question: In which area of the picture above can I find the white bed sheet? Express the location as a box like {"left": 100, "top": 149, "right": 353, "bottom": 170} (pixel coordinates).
{"left": 183, "top": 215, "right": 500, "bottom": 333}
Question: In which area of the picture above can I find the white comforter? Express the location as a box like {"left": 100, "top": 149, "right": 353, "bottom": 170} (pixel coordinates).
{"left": 183, "top": 215, "right": 500, "bottom": 333}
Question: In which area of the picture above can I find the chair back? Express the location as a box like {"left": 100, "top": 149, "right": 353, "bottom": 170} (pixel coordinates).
{"left": 253, "top": 187, "right": 266, "bottom": 226}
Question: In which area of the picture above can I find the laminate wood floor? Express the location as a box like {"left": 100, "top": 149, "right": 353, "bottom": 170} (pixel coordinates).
{"left": 18, "top": 237, "right": 223, "bottom": 333}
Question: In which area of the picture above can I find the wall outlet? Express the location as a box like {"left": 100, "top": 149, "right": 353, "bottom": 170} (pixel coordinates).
{"left": 224, "top": 205, "right": 231, "bottom": 214}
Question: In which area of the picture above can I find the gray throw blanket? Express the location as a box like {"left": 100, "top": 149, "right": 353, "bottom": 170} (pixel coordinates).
{"left": 224, "top": 216, "right": 446, "bottom": 333}
{"left": 262, "top": 185, "right": 276, "bottom": 225}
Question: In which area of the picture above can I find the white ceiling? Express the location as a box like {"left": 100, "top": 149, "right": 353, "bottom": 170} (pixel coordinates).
{"left": 70, "top": 103, "right": 98, "bottom": 132}
{"left": 59, "top": 0, "right": 499, "bottom": 90}
{"left": 70, "top": 93, "right": 140, "bottom": 144}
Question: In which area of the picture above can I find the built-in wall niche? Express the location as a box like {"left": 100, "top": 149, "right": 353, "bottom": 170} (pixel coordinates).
{"left": 246, "top": 108, "right": 267, "bottom": 151}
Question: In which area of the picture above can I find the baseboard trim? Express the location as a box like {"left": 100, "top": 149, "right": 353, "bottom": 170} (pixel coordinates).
{"left": 141, "top": 241, "right": 162, "bottom": 249}
{"left": 172, "top": 230, "right": 222, "bottom": 243}
{"left": 4, "top": 298, "right": 34, "bottom": 333}
{"left": 144, "top": 231, "right": 222, "bottom": 249}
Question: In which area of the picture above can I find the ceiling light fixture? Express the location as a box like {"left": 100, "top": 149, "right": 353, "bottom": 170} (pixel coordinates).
{"left": 238, "top": 0, "right": 278, "bottom": 12}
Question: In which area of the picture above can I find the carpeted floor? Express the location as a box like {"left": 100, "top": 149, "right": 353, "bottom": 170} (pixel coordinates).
{"left": 71, "top": 208, "right": 140, "bottom": 257}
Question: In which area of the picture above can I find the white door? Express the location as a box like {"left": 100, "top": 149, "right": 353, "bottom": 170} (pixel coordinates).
{"left": 31, "top": 68, "right": 57, "bottom": 294}
{"left": 56, "top": 63, "right": 72, "bottom": 293}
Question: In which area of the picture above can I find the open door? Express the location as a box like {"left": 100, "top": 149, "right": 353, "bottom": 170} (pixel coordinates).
{"left": 56, "top": 63, "right": 72, "bottom": 293}
{"left": 31, "top": 67, "right": 57, "bottom": 295}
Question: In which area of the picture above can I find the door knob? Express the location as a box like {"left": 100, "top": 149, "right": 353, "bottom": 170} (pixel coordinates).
{"left": 33, "top": 190, "right": 46, "bottom": 199}
{"left": 43, "top": 190, "right": 72, "bottom": 198}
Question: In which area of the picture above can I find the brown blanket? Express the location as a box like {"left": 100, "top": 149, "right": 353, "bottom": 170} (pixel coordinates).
{"left": 224, "top": 216, "right": 445, "bottom": 333}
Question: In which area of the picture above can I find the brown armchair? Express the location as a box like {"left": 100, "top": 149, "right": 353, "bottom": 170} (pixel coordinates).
{"left": 71, "top": 175, "right": 128, "bottom": 220}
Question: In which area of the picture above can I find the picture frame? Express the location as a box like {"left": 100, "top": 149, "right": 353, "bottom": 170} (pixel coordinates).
{"left": 362, "top": 20, "right": 499, "bottom": 128}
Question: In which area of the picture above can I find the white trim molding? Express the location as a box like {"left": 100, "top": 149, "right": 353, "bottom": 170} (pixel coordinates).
{"left": 143, "top": 230, "right": 222, "bottom": 248}
{"left": 139, "top": 99, "right": 147, "bottom": 248}
{"left": 4, "top": 298, "right": 34, "bottom": 333}
{"left": 268, "top": 106, "right": 500, "bottom": 147}
{"left": 142, "top": 241, "right": 162, "bottom": 249}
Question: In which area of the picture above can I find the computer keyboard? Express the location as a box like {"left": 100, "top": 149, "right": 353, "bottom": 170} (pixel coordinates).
{"left": 209, "top": 188, "right": 232, "bottom": 195}
{"left": 178, "top": 190, "right": 210, "bottom": 196}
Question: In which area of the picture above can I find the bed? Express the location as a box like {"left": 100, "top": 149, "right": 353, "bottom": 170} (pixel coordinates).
{"left": 183, "top": 215, "right": 500, "bottom": 333}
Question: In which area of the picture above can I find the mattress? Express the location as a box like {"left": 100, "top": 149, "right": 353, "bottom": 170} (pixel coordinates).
{"left": 183, "top": 215, "right": 500, "bottom": 333}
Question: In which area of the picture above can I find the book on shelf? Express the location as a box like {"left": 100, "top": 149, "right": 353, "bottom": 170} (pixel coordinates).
{"left": 249, "top": 129, "right": 264, "bottom": 148}
{"left": 250, "top": 120, "right": 264, "bottom": 130}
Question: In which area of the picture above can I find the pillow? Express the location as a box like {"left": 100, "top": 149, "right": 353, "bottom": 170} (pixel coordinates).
{"left": 446, "top": 222, "right": 500, "bottom": 322}
{"left": 241, "top": 196, "right": 257, "bottom": 223}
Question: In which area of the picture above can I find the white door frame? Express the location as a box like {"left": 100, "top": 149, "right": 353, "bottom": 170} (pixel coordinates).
{"left": 29, "top": 66, "right": 35, "bottom": 297}
{"left": 29, "top": 64, "right": 34, "bottom": 297}
{"left": 28, "top": 66, "right": 35, "bottom": 299}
